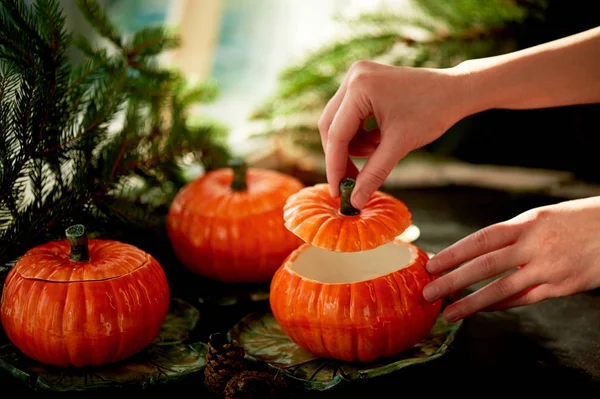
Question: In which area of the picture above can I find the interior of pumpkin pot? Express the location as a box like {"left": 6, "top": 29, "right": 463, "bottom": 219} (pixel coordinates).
{"left": 290, "top": 242, "right": 414, "bottom": 284}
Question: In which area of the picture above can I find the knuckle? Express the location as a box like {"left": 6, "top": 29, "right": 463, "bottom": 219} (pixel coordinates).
{"left": 348, "top": 71, "right": 371, "bottom": 90}
{"left": 348, "top": 62, "right": 376, "bottom": 89}
{"left": 494, "top": 278, "right": 514, "bottom": 298}
{"left": 495, "top": 222, "right": 516, "bottom": 241}
{"left": 327, "top": 131, "right": 349, "bottom": 147}
{"left": 472, "top": 228, "right": 490, "bottom": 250}
{"left": 479, "top": 253, "right": 498, "bottom": 277}
{"left": 349, "top": 60, "right": 373, "bottom": 73}
{"left": 525, "top": 207, "right": 551, "bottom": 224}
{"left": 444, "top": 250, "right": 457, "bottom": 264}
{"left": 317, "top": 116, "right": 329, "bottom": 134}
{"left": 439, "top": 275, "right": 456, "bottom": 295}
{"left": 363, "top": 165, "right": 390, "bottom": 187}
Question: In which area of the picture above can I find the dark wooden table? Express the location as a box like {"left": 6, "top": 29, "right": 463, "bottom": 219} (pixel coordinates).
{"left": 2, "top": 185, "right": 600, "bottom": 396}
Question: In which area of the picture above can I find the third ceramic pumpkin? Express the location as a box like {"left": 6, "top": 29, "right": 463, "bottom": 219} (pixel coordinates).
{"left": 270, "top": 178, "right": 442, "bottom": 362}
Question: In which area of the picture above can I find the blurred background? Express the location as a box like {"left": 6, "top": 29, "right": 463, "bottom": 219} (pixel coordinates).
{"left": 60, "top": 0, "right": 600, "bottom": 195}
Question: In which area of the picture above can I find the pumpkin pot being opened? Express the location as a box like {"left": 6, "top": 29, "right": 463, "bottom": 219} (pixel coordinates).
{"left": 167, "top": 158, "right": 304, "bottom": 283}
{"left": 0, "top": 225, "right": 171, "bottom": 368}
{"left": 270, "top": 178, "right": 441, "bottom": 362}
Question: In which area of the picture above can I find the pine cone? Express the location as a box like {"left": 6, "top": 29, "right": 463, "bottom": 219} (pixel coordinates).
{"left": 224, "top": 370, "right": 287, "bottom": 399}
{"left": 204, "top": 333, "right": 247, "bottom": 397}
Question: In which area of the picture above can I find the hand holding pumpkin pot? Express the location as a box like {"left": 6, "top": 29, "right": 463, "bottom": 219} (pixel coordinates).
{"left": 423, "top": 196, "right": 600, "bottom": 322}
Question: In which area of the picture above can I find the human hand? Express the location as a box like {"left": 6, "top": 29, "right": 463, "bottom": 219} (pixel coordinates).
{"left": 423, "top": 196, "right": 600, "bottom": 322}
{"left": 318, "top": 60, "right": 467, "bottom": 208}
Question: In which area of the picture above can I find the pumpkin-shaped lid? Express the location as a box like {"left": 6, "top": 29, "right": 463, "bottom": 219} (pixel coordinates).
{"left": 283, "top": 178, "right": 411, "bottom": 252}
{"left": 12, "top": 224, "right": 150, "bottom": 282}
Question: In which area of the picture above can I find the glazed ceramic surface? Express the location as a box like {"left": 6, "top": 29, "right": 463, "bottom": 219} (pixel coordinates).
{"left": 269, "top": 240, "right": 442, "bottom": 362}
{"left": 229, "top": 311, "right": 462, "bottom": 390}
{"left": 0, "top": 298, "right": 205, "bottom": 391}
{"left": 0, "top": 239, "right": 170, "bottom": 367}
{"left": 283, "top": 183, "right": 412, "bottom": 252}
{"left": 167, "top": 167, "right": 304, "bottom": 282}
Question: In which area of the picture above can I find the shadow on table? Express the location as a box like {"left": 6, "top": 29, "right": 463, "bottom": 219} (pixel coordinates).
{"left": 326, "top": 291, "right": 600, "bottom": 398}
{"left": 307, "top": 312, "right": 600, "bottom": 398}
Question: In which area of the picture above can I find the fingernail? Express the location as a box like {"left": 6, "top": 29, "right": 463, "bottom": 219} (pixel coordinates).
{"left": 425, "top": 258, "right": 438, "bottom": 274}
{"left": 351, "top": 191, "right": 367, "bottom": 209}
{"left": 422, "top": 284, "right": 438, "bottom": 302}
{"left": 444, "top": 309, "right": 459, "bottom": 323}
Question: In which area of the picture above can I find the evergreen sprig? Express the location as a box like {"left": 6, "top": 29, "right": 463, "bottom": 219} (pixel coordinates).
{"left": 249, "top": 0, "right": 547, "bottom": 148}
{"left": 0, "top": 0, "right": 231, "bottom": 269}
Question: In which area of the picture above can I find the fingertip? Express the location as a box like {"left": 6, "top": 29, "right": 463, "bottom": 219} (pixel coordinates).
{"left": 350, "top": 190, "right": 368, "bottom": 210}
{"left": 422, "top": 283, "right": 439, "bottom": 302}
{"left": 325, "top": 161, "right": 350, "bottom": 200}
{"left": 425, "top": 257, "right": 440, "bottom": 274}
{"left": 329, "top": 185, "right": 340, "bottom": 198}
{"left": 327, "top": 173, "right": 341, "bottom": 198}
{"left": 442, "top": 306, "right": 461, "bottom": 323}
{"left": 325, "top": 165, "right": 340, "bottom": 199}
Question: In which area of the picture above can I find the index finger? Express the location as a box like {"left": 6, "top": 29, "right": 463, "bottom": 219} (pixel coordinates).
{"left": 326, "top": 95, "right": 369, "bottom": 197}
{"left": 426, "top": 221, "right": 522, "bottom": 275}
{"left": 318, "top": 75, "right": 350, "bottom": 153}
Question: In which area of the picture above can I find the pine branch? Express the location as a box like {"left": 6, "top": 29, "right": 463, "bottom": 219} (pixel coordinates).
{"left": 76, "top": 0, "right": 122, "bottom": 48}
{"left": 127, "top": 26, "right": 180, "bottom": 59}
{"left": 2, "top": 0, "right": 52, "bottom": 61}
{"left": 0, "top": 0, "right": 232, "bottom": 269}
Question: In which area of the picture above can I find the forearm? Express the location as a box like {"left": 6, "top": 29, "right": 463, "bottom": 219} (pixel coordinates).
{"left": 453, "top": 26, "right": 600, "bottom": 116}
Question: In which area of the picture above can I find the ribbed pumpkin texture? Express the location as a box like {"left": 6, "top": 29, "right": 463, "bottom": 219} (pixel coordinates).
{"left": 270, "top": 240, "right": 441, "bottom": 362}
{"left": 283, "top": 179, "right": 412, "bottom": 252}
{"left": 271, "top": 178, "right": 440, "bottom": 362}
{"left": 0, "top": 225, "right": 170, "bottom": 367}
{"left": 167, "top": 160, "right": 305, "bottom": 283}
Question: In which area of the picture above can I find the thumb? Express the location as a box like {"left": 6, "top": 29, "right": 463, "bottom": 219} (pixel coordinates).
{"left": 351, "top": 135, "right": 408, "bottom": 209}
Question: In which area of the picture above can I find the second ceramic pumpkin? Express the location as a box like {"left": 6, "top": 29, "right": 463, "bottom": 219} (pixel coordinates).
{"left": 167, "top": 159, "right": 305, "bottom": 283}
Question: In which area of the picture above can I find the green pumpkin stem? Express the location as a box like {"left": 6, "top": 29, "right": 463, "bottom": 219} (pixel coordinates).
{"left": 340, "top": 178, "right": 360, "bottom": 216}
{"left": 65, "top": 224, "right": 89, "bottom": 262}
{"left": 229, "top": 157, "right": 247, "bottom": 191}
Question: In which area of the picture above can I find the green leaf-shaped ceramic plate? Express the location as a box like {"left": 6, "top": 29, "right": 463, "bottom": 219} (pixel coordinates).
{"left": 0, "top": 298, "right": 207, "bottom": 391}
{"left": 228, "top": 312, "right": 461, "bottom": 391}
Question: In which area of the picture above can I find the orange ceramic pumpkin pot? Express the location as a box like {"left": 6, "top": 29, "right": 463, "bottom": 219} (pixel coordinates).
{"left": 270, "top": 178, "right": 441, "bottom": 362}
{"left": 167, "top": 159, "right": 305, "bottom": 283}
{"left": 0, "top": 225, "right": 170, "bottom": 368}
{"left": 270, "top": 240, "right": 441, "bottom": 363}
